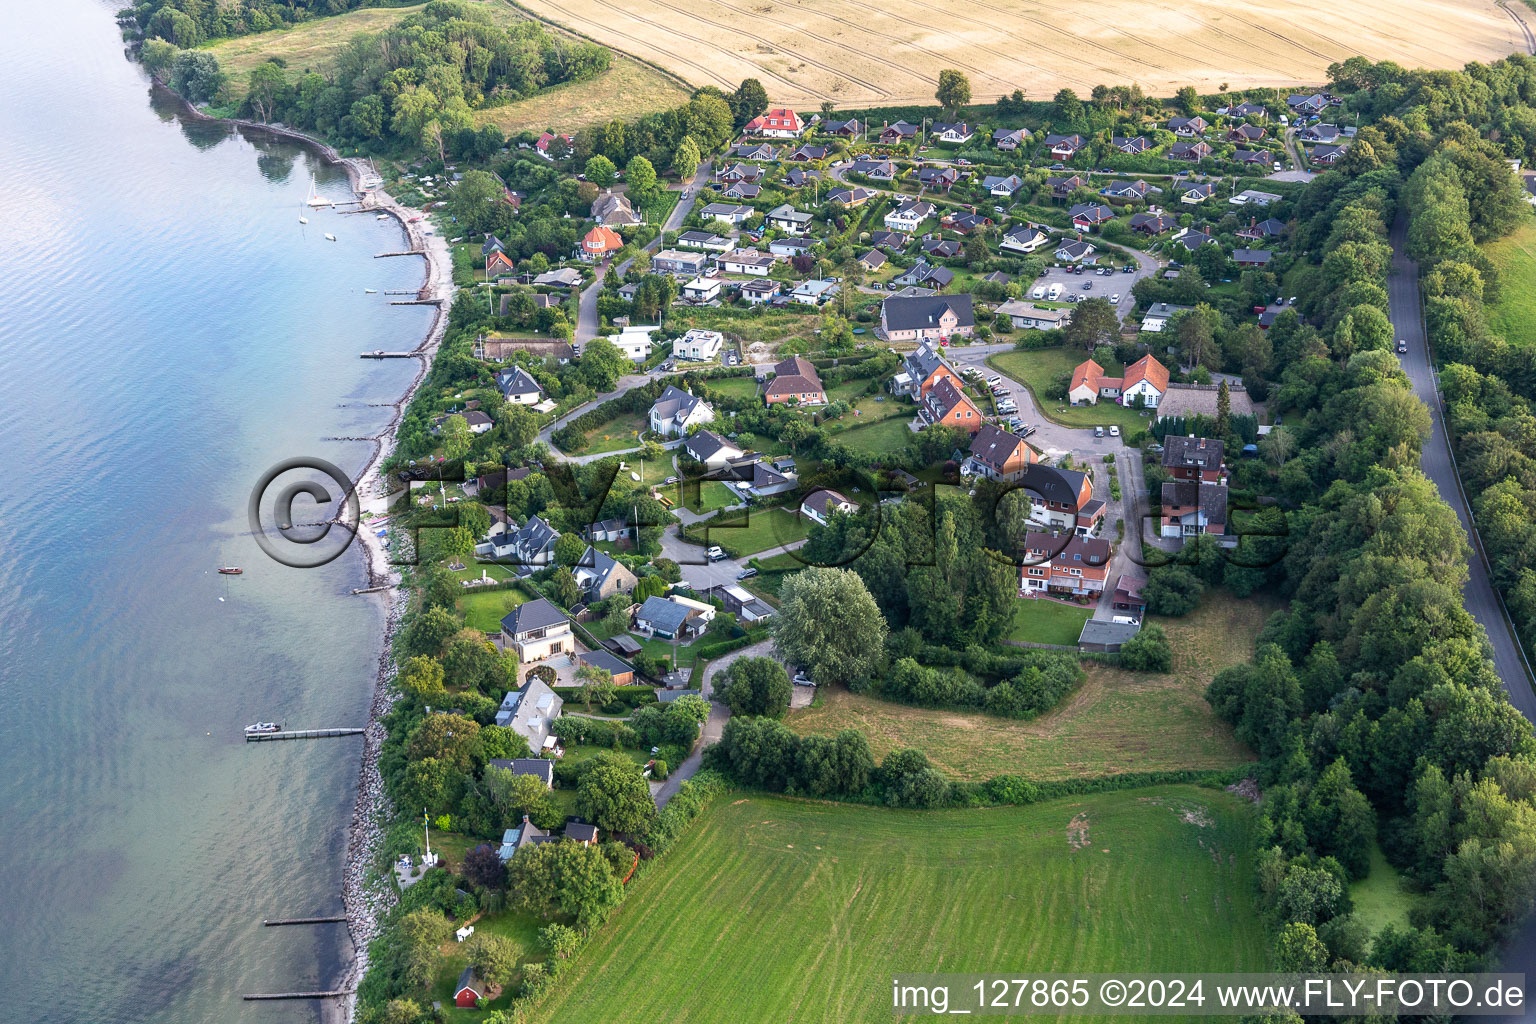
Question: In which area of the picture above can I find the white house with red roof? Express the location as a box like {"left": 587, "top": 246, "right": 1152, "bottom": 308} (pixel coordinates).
{"left": 744, "top": 109, "right": 805, "bottom": 138}
{"left": 534, "top": 131, "right": 574, "bottom": 160}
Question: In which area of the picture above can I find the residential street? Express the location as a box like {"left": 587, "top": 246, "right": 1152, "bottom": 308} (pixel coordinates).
{"left": 576, "top": 161, "right": 713, "bottom": 343}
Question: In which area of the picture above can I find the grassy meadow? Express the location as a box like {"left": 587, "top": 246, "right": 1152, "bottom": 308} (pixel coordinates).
{"left": 789, "top": 597, "right": 1266, "bottom": 781}
{"left": 1482, "top": 221, "right": 1536, "bottom": 349}
{"left": 526, "top": 788, "right": 1267, "bottom": 1023}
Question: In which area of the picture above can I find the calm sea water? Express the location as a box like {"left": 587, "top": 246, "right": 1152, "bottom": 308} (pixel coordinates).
{"left": 0, "top": 4, "right": 432, "bottom": 1022}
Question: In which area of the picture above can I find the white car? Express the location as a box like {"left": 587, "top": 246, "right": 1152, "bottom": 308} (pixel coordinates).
{"left": 1109, "top": 425, "right": 1120, "bottom": 437}
{"left": 706, "top": 546, "right": 726, "bottom": 561}
{"left": 1110, "top": 293, "right": 1121, "bottom": 303}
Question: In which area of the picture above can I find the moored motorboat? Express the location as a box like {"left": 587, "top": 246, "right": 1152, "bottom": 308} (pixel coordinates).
{"left": 324, "top": 233, "right": 337, "bottom": 241}
{"left": 218, "top": 566, "right": 242, "bottom": 575}
{"left": 244, "top": 722, "right": 280, "bottom": 735}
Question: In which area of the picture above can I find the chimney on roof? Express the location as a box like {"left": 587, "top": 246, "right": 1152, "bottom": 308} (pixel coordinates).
{"left": 523, "top": 814, "right": 531, "bottom": 824}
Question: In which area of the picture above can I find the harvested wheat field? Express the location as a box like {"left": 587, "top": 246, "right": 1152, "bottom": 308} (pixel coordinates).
{"left": 519, "top": 0, "right": 1526, "bottom": 106}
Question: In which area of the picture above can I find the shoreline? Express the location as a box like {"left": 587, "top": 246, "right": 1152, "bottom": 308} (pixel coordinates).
{"left": 162, "top": 87, "right": 454, "bottom": 1024}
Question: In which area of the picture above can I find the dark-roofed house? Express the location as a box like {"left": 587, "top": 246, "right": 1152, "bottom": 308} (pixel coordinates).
{"left": 1172, "top": 226, "right": 1216, "bottom": 249}
{"left": 766, "top": 203, "right": 813, "bottom": 235}
{"left": 649, "top": 385, "right": 713, "bottom": 437}
{"left": 1162, "top": 435, "right": 1226, "bottom": 482}
{"left": 1227, "top": 123, "right": 1267, "bottom": 142}
{"left": 572, "top": 546, "right": 637, "bottom": 602}
{"left": 930, "top": 121, "right": 972, "bottom": 143}
{"left": 879, "top": 120, "right": 922, "bottom": 144}
{"left": 456, "top": 967, "right": 487, "bottom": 1007}
{"left": 487, "top": 758, "right": 555, "bottom": 788}
{"left": 482, "top": 514, "right": 558, "bottom": 566}
{"left": 859, "top": 248, "right": 887, "bottom": 272}
{"left": 878, "top": 293, "right": 975, "bottom": 343}
{"left": 940, "top": 210, "right": 991, "bottom": 234}
{"left": 920, "top": 237, "right": 962, "bottom": 259}
{"left": 764, "top": 355, "right": 826, "bottom": 406}
{"left": 917, "top": 166, "right": 961, "bottom": 191}
{"left": 1112, "top": 135, "right": 1151, "bottom": 154}
{"left": 1233, "top": 248, "right": 1272, "bottom": 267}
{"left": 828, "top": 185, "right": 875, "bottom": 207}
{"left": 1233, "top": 149, "right": 1271, "bottom": 165}
{"left": 846, "top": 157, "right": 895, "bottom": 180}
{"left": 493, "top": 677, "right": 564, "bottom": 751}
{"left": 785, "top": 167, "right": 823, "bottom": 188}
{"left": 1047, "top": 174, "right": 1086, "bottom": 198}
{"left": 1078, "top": 618, "right": 1143, "bottom": 652}
{"left": 564, "top": 820, "right": 599, "bottom": 845}
{"left": 801, "top": 488, "right": 857, "bottom": 525}
{"left": 497, "top": 814, "right": 554, "bottom": 860}
{"left": 1310, "top": 143, "right": 1349, "bottom": 165}
{"left": 1102, "top": 179, "right": 1152, "bottom": 201}
{"left": 496, "top": 365, "right": 544, "bottom": 405}
{"left": 682, "top": 429, "right": 744, "bottom": 468}
{"left": 994, "top": 127, "right": 1029, "bottom": 150}
{"left": 577, "top": 648, "right": 635, "bottom": 687}
{"left": 592, "top": 191, "right": 641, "bottom": 227}
{"left": 966, "top": 424, "right": 1035, "bottom": 482}
{"left": 825, "top": 118, "right": 864, "bottom": 137}
{"left": 585, "top": 517, "right": 629, "bottom": 544}
{"left": 789, "top": 143, "right": 829, "bottom": 161}
{"left": 724, "top": 182, "right": 759, "bottom": 199}
{"left": 634, "top": 595, "right": 700, "bottom": 640}
{"left": 1168, "top": 116, "right": 1207, "bottom": 136}
{"left": 1237, "top": 217, "right": 1286, "bottom": 241}
{"left": 1161, "top": 480, "right": 1228, "bottom": 537}
{"left": 920, "top": 377, "right": 984, "bottom": 435}
{"left": 1016, "top": 464, "right": 1093, "bottom": 531}
{"left": 732, "top": 141, "right": 776, "bottom": 160}
{"left": 1111, "top": 574, "right": 1148, "bottom": 617}
{"left": 750, "top": 458, "right": 799, "bottom": 496}
{"left": 1130, "top": 211, "right": 1176, "bottom": 235}
{"left": 892, "top": 342, "right": 963, "bottom": 399}
{"left": 1069, "top": 203, "right": 1115, "bottom": 231}
{"left": 1045, "top": 133, "right": 1084, "bottom": 159}
{"left": 498, "top": 599, "right": 572, "bottom": 664}
{"left": 1179, "top": 182, "right": 1216, "bottom": 205}
{"left": 983, "top": 173, "right": 1024, "bottom": 196}
{"left": 1169, "top": 140, "right": 1213, "bottom": 162}
{"left": 1054, "top": 239, "right": 1096, "bottom": 263}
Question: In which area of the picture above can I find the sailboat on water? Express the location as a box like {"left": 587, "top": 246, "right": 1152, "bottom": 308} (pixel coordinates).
{"left": 305, "top": 173, "right": 333, "bottom": 208}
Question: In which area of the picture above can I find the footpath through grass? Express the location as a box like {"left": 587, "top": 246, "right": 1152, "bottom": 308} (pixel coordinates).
{"left": 527, "top": 787, "right": 1267, "bottom": 1023}
{"left": 789, "top": 597, "right": 1267, "bottom": 781}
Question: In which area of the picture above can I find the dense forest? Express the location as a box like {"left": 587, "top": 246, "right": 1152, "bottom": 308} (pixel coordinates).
{"left": 128, "top": 0, "right": 380, "bottom": 45}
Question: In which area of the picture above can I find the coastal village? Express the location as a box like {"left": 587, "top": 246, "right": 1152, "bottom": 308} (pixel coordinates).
{"left": 335, "top": 83, "right": 1319, "bottom": 1016}
{"left": 127, "top": 3, "right": 1536, "bottom": 1018}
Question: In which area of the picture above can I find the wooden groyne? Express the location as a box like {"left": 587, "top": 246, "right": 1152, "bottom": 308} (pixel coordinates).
{"left": 246, "top": 728, "right": 365, "bottom": 742}
{"left": 242, "top": 991, "right": 353, "bottom": 1001}
{"left": 390, "top": 298, "right": 442, "bottom": 306}
{"left": 360, "top": 351, "right": 416, "bottom": 359}
{"left": 264, "top": 916, "right": 347, "bottom": 926}
{"left": 351, "top": 584, "right": 392, "bottom": 595}
{"left": 374, "top": 250, "right": 424, "bottom": 258}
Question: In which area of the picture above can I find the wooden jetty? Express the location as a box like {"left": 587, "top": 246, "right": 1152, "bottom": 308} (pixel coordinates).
{"left": 246, "top": 728, "right": 365, "bottom": 742}
{"left": 390, "top": 298, "right": 442, "bottom": 306}
{"left": 243, "top": 991, "right": 353, "bottom": 1001}
{"left": 373, "top": 250, "right": 423, "bottom": 258}
{"left": 351, "top": 584, "right": 392, "bottom": 595}
{"left": 360, "top": 350, "right": 415, "bottom": 359}
{"left": 264, "top": 916, "right": 347, "bottom": 926}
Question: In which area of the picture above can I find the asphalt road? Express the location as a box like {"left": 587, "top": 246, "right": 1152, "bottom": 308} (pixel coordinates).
{"left": 1388, "top": 213, "right": 1536, "bottom": 1001}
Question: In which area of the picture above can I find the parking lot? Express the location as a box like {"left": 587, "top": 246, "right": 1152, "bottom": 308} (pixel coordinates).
{"left": 1028, "top": 264, "right": 1139, "bottom": 316}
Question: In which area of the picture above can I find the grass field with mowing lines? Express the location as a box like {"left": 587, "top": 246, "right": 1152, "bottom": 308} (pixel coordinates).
{"left": 1006, "top": 599, "right": 1093, "bottom": 646}
{"left": 789, "top": 597, "right": 1266, "bottom": 781}
{"left": 1483, "top": 222, "right": 1536, "bottom": 349}
{"left": 456, "top": 583, "right": 534, "bottom": 632}
{"left": 526, "top": 788, "right": 1266, "bottom": 1023}
{"left": 516, "top": 0, "right": 1516, "bottom": 107}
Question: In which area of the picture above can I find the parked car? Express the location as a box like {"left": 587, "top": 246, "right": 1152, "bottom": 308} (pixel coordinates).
{"left": 1095, "top": 426, "right": 1105, "bottom": 437}
{"left": 1122, "top": 264, "right": 1135, "bottom": 274}
{"left": 1397, "top": 338, "right": 1408, "bottom": 353}
{"left": 737, "top": 567, "right": 758, "bottom": 580}
{"left": 707, "top": 546, "right": 726, "bottom": 562}
{"left": 792, "top": 670, "right": 816, "bottom": 686}
{"left": 1082, "top": 281, "right": 1093, "bottom": 290}
{"left": 1109, "top": 425, "right": 1120, "bottom": 437}
{"left": 993, "top": 205, "right": 1006, "bottom": 214}
{"left": 1110, "top": 293, "right": 1121, "bottom": 303}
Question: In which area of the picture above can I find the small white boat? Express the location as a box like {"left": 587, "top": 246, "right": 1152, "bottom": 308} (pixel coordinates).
{"left": 298, "top": 215, "right": 308, "bottom": 224}
{"left": 244, "top": 722, "right": 280, "bottom": 736}
{"left": 365, "top": 288, "right": 377, "bottom": 294}
{"left": 376, "top": 213, "right": 389, "bottom": 220}
{"left": 305, "top": 173, "right": 332, "bottom": 208}
{"left": 325, "top": 233, "right": 337, "bottom": 242}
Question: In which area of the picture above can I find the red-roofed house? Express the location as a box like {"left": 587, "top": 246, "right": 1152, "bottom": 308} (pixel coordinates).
{"left": 1120, "top": 354, "right": 1170, "bottom": 408}
{"left": 744, "top": 109, "right": 806, "bottom": 138}
{"left": 535, "top": 132, "right": 573, "bottom": 159}
{"left": 920, "top": 378, "right": 984, "bottom": 435}
{"left": 764, "top": 355, "right": 826, "bottom": 406}
{"left": 1018, "top": 532, "right": 1113, "bottom": 596}
{"left": 485, "top": 250, "right": 517, "bottom": 278}
{"left": 581, "top": 225, "right": 623, "bottom": 261}
{"left": 1068, "top": 355, "right": 1168, "bottom": 407}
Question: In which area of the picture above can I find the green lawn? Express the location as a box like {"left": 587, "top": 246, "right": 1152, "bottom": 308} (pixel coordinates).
{"left": 1350, "top": 844, "right": 1416, "bottom": 936}
{"left": 701, "top": 507, "right": 810, "bottom": 557}
{"left": 456, "top": 583, "right": 533, "bottom": 633}
{"left": 988, "top": 349, "right": 1158, "bottom": 432}
{"left": 1005, "top": 599, "right": 1094, "bottom": 646}
{"left": 834, "top": 413, "right": 916, "bottom": 455}
{"left": 526, "top": 788, "right": 1267, "bottom": 1023}
{"left": 679, "top": 479, "right": 742, "bottom": 515}
{"left": 703, "top": 376, "right": 761, "bottom": 401}
{"left": 1482, "top": 221, "right": 1536, "bottom": 349}
{"left": 573, "top": 408, "right": 650, "bottom": 455}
